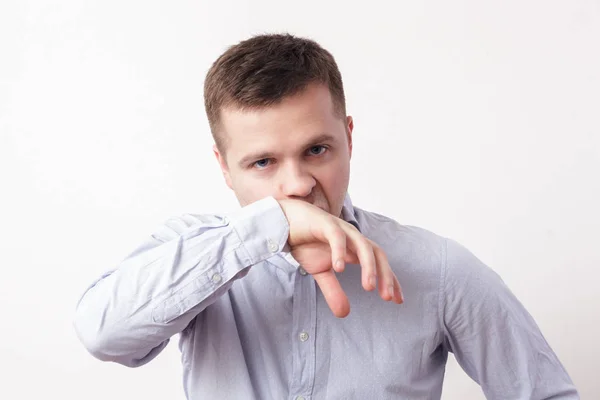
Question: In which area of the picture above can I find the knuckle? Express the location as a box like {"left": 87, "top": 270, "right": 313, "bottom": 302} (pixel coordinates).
{"left": 329, "top": 228, "right": 345, "bottom": 244}
{"left": 323, "top": 219, "right": 337, "bottom": 233}
{"left": 379, "top": 250, "right": 390, "bottom": 263}
{"left": 359, "top": 236, "right": 372, "bottom": 249}
{"left": 342, "top": 219, "right": 359, "bottom": 231}
{"left": 334, "top": 227, "right": 346, "bottom": 239}
{"left": 371, "top": 242, "right": 388, "bottom": 261}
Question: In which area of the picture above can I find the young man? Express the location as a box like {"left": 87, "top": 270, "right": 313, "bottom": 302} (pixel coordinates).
{"left": 74, "top": 33, "right": 578, "bottom": 399}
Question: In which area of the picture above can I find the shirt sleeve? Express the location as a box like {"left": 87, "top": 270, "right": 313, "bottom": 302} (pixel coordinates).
{"left": 440, "top": 238, "right": 579, "bottom": 399}
{"left": 73, "top": 196, "right": 290, "bottom": 368}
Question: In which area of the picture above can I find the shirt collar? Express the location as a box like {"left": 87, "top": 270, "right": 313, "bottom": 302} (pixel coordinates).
{"left": 340, "top": 192, "right": 361, "bottom": 232}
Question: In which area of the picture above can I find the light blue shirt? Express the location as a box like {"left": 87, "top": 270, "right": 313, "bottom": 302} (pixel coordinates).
{"left": 73, "top": 194, "right": 578, "bottom": 399}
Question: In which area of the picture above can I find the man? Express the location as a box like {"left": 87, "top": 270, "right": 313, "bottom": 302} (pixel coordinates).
{"left": 74, "top": 33, "right": 578, "bottom": 399}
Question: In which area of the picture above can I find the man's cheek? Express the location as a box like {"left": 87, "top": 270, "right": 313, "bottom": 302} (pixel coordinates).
{"left": 244, "top": 182, "right": 269, "bottom": 202}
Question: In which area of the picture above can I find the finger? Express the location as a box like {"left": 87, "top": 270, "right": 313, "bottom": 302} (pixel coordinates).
{"left": 393, "top": 276, "right": 404, "bottom": 304}
{"left": 360, "top": 237, "right": 403, "bottom": 304}
{"left": 371, "top": 243, "right": 400, "bottom": 302}
{"left": 341, "top": 225, "right": 377, "bottom": 291}
{"left": 313, "top": 270, "right": 350, "bottom": 318}
{"left": 323, "top": 222, "right": 347, "bottom": 273}
{"left": 343, "top": 249, "right": 359, "bottom": 264}
{"left": 340, "top": 243, "right": 403, "bottom": 304}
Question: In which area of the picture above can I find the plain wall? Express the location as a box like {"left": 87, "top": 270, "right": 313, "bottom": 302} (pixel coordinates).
{"left": 1, "top": 0, "right": 598, "bottom": 398}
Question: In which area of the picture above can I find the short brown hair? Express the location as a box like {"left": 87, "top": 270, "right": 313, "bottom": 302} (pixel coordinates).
{"left": 204, "top": 33, "right": 347, "bottom": 151}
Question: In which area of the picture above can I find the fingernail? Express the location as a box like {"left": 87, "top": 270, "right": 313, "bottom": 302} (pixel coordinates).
{"left": 336, "top": 259, "right": 343, "bottom": 270}
{"left": 369, "top": 275, "right": 376, "bottom": 289}
{"left": 388, "top": 285, "right": 395, "bottom": 300}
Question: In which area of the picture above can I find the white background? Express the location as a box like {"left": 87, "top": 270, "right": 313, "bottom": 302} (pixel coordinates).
{"left": 1, "top": 0, "right": 598, "bottom": 399}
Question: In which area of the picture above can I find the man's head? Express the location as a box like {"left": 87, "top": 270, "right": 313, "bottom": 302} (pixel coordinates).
{"left": 204, "top": 33, "right": 353, "bottom": 218}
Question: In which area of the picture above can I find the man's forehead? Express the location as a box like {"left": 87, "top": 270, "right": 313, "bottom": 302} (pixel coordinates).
{"left": 219, "top": 85, "right": 336, "bottom": 131}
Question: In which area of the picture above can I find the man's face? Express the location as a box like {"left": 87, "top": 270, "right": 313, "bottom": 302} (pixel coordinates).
{"left": 214, "top": 84, "right": 353, "bottom": 218}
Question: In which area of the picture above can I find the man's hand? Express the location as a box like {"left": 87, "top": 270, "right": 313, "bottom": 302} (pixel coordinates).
{"left": 278, "top": 199, "right": 404, "bottom": 318}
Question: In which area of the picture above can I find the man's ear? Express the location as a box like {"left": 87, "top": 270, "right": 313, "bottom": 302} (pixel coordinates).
{"left": 346, "top": 115, "right": 354, "bottom": 159}
{"left": 213, "top": 144, "right": 233, "bottom": 190}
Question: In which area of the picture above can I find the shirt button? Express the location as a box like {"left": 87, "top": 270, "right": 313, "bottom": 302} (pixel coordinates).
{"left": 299, "top": 331, "right": 309, "bottom": 342}
{"left": 295, "top": 396, "right": 305, "bottom": 400}
{"left": 298, "top": 267, "right": 308, "bottom": 276}
{"left": 211, "top": 273, "right": 222, "bottom": 283}
{"left": 267, "top": 238, "right": 278, "bottom": 253}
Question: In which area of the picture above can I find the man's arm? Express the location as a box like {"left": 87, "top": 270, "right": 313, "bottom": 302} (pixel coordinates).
{"left": 440, "top": 238, "right": 579, "bottom": 399}
{"left": 73, "top": 196, "right": 290, "bottom": 367}
{"left": 73, "top": 195, "right": 403, "bottom": 368}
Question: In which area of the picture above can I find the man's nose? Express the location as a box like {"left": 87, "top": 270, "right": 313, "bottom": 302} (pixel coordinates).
{"left": 280, "top": 163, "right": 316, "bottom": 198}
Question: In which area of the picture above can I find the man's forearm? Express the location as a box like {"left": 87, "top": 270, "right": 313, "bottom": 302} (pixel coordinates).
{"left": 72, "top": 196, "right": 290, "bottom": 367}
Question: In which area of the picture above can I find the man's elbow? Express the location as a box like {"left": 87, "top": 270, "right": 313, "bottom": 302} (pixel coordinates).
{"left": 73, "top": 313, "right": 166, "bottom": 368}
{"left": 73, "top": 313, "right": 117, "bottom": 362}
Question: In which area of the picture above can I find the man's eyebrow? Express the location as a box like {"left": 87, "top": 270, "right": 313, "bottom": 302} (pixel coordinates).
{"left": 237, "top": 133, "right": 338, "bottom": 168}
{"left": 305, "top": 133, "right": 337, "bottom": 146}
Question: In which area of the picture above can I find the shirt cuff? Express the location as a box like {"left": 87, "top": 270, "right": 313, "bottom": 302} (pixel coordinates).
{"left": 227, "top": 196, "right": 290, "bottom": 264}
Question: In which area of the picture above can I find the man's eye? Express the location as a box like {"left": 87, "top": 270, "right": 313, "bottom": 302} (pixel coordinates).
{"left": 308, "top": 145, "right": 327, "bottom": 156}
{"left": 253, "top": 159, "right": 271, "bottom": 169}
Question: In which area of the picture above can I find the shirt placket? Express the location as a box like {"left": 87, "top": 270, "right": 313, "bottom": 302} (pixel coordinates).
{"left": 289, "top": 265, "right": 317, "bottom": 400}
